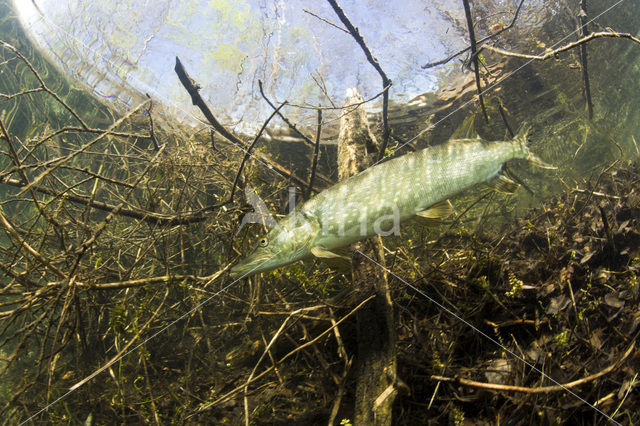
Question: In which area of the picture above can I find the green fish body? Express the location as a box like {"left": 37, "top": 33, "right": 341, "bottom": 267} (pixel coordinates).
{"left": 230, "top": 127, "right": 551, "bottom": 278}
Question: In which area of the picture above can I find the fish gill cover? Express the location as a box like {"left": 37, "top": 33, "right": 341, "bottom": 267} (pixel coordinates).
{"left": 0, "top": 0, "right": 639, "bottom": 424}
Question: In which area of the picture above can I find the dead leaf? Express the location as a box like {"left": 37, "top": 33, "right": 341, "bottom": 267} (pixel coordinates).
{"left": 589, "top": 329, "right": 604, "bottom": 350}
{"left": 617, "top": 219, "right": 630, "bottom": 234}
{"left": 484, "top": 359, "right": 512, "bottom": 385}
{"left": 580, "top": 250, "right": 595, "bottom": 264}
{"left": 546, "top": 295, "right": 570, "bottom": 315}
{"left": 604, "top": 293, "right": 625, "bottom": 309}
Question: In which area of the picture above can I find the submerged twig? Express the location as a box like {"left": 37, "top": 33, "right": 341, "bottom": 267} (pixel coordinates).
{"left": 0, "top": 40, "right": 89, "bottom": 130}
{"left": 303, "top": 8, "right": 349, "bottom": 34}
{"left": 0, "top": 112, "right": 61, "bottom": 227}
{"left": 305, "top": 109, "right": 323, "bottom": 201}
{"left": 68, "top": 288, "right": 170, "bottom": 392}
{"left": 243, "top": 304, "right": 327, "bottom": 426}
{"left": 38, "top": 267, "right": 228, "bottom": 291}
{"left": 229, "top": 101, "right": 287, "bottom": 203}
{"left": 325, "top": 0, "right": 392, "bottom": 162}
{"left": 431, "top": 341, "right": 634, "bottom": 394}
{"left": 578, "top": 0, "right": 594, "bottom": 119}
{"left": 283, "top": 86, "right": 389, "bottom": 111}
{"left": 0, "top": 177, "right": 222, "bottom": 225}
{"left": 462, "top": 0, "right": 488, "bottom": 122}
{"left": 422, "top": 0, "right": 526, "bottom": 69}
{"left": 497, "top": 100, "right": 514, "bottom": 137}
{"left": 68, "top": 144, "right": 167, "bottom": 278}
{"left": 16, "top": 99, "right": 151, "bottom": 197}
{"left": 174, "top": 57, "right": 318, "bottom": 192}
{"left": 174, "top": 57, "right": 238, "bottom": 146}
{"left": 483, "top": 31, "right": 640, "bottom": 60}
{"left": 257, "top": 80, "right": 315, "bottom": 148}
{"left": 0, "top": 207, "right": 66, "bottom": 279}
{"left": 197, "top": 294, "right": 375, "bottom": 415}
{"left": 145, "top": 94, "right": 161, "bottom": 150}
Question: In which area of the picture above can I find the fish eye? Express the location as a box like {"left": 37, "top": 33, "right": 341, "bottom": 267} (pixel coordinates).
{"left": 259, "top": 237, "right": 268, "bottom": 247}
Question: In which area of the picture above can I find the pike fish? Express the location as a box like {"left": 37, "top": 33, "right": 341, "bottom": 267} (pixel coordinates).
{"left": 230, "top": 125, "right": 553, "bottom": 278}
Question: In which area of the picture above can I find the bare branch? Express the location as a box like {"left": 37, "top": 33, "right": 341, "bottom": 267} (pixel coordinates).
{"left": 432, "top": 341, "right": 635, "bottom": 394}
{"left": 174, "top": 57, "right": 320, "bottom": 192}
{"left": 0, "top": 177, "right": 222, "bottom": 225}
{"left": 325, "top": 0, "right": 392, "bottom": 162}
{"left": 257, "top": 80, "right": 315, "bottom": 148}
{"left": 16, "top": 99, "right": 152, "bottom": 197}
{"left": 422, "top": 0, "right": 526, "bottom": 69}
{"left": 483, "top": 31, "right": 640, "bottom": 61}
{"left": 303, "top": 9, "right": 349, "bottom": 34}
{"left": 0, "top": 207, "right": 66, "bottom": 279}
{"left": 0, "top": 41, "right": 89, "bottom": 130}
{"left": 305, "top": 109, "right": 322, "bottom": 200}
{"left": 229, "top": 101, "right": 287, "bottom": 203}
{"left": 68, "top": 288, "right": 170, "bottom": 392}
{"left": 462, "top": 0, "right": 488, "bottom": 122}
{"left": 36, "top": 267, "right": 229, "bottom": 292}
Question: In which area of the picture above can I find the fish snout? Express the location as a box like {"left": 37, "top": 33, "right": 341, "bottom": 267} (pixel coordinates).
{"left": 229, "top": 252, "right": 275, "bottom": 279}
{"left": 228, "top": 265, "right": 243, "bottom": 279}
{"left": 229, "top": 261, "right": 255, "bottom": 279}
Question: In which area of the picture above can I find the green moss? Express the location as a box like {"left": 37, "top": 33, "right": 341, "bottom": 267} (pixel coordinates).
{"left": 452, "top": 406, "right": 465, "bottom": 425}
{"left": 555, "top": 330, "right": 569, "bottom": 351}
{"left": 505, "top": 271, "right": 523, "bottom": 298}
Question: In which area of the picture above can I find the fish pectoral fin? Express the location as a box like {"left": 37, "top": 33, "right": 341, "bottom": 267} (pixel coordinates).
{"left": 485, "top": 174, "right": 520, "bottom": 194}
{"left": 414, "top": 199, "right": 454, "bottom": 226}
{"left": 311, "top": 246, "right": 350, "bottom": 260}
{"left": 311, "top": 246, "right": 352, "bottom": 273}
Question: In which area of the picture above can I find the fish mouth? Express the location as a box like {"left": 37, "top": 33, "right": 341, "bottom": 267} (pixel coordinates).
{"left": 229, "top": 253, "right": 278, "bottom": 279}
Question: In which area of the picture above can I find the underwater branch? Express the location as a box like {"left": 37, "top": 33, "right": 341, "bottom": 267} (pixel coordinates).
{"left": 482, "top": 31, "right": 640, "bottom": 61}
{"left": 174, "top": 57, "right": 319, "bottom": 193}
{"left": 431, "top": 341, "right": 635, "bottom": 394}
{"left": 325, "top": 0, "right": 392, "bottom": 162}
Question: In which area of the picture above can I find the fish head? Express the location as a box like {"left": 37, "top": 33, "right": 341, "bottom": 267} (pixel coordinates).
{"left": 229, "top": 210, "right": 317, "bottom": 279}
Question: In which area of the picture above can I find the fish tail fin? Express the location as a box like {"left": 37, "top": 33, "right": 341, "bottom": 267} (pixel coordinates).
{"left": 513, "top": 123, "right": 557, "bottom": 170}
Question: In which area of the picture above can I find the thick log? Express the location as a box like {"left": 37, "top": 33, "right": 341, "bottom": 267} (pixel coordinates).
{"left": 337, "top": 88, "right": 396, "bottom": 425}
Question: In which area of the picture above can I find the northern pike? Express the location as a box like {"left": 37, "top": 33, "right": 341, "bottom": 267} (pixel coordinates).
{"left": 230, "top": 126, "right": 553, "bottom": 278}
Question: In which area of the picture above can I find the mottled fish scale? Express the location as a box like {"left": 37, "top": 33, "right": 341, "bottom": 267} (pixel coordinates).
{"left": 308, "top": 137, "right": 521, "bottom": 250}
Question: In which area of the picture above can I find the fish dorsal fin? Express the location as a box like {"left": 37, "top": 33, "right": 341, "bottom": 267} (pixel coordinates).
{"left": 485, "top": 173, "right": 520, "bottom": 194}
{"left": 414, "top": 199, "right": 454, "bottom": 226}
{"left": 451, "top": 114, "right": 477, "bottom": 139}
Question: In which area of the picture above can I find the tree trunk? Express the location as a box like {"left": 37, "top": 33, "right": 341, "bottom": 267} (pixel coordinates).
{"left": 337, "top": 88, "right": 397, "bottom": 425}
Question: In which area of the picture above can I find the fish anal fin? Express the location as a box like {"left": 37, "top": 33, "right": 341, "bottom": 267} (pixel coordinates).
{"left": 486, "top": 174, "right": 520, "bottom": 194}
{"left": 414, "top": 199, "right": 454, "bottom": 226}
